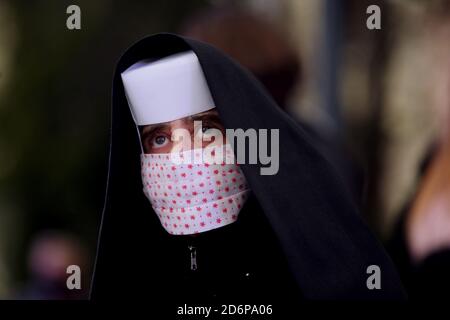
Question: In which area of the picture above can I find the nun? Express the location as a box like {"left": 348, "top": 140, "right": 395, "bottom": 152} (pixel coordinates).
{"left": 90, "top": 33, "right": 406, "bottom": 308}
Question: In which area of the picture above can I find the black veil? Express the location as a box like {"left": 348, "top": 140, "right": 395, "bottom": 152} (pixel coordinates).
{"left": 90, "top": 33, "right": 406, "bottom": 301}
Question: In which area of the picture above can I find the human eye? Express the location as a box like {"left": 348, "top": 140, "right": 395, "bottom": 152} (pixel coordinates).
{"left": 151, "top": 134, "right": 169, "bottom": 149}
{"left": 195, "top": 121, "right": 222, "bottom": 137}
{"left": 202, "top": 125, "right": 214, "bottom": 134}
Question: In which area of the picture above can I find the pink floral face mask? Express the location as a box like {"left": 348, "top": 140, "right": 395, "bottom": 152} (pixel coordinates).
{"left": 141, "top": 144, "right": 251, "bottom": 235}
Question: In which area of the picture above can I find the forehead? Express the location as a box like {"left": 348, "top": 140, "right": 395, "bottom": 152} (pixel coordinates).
{"left": 141, "top": 108, "right": 220, "bottom": 132}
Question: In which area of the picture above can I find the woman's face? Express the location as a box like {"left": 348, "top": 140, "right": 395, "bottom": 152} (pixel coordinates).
{"left": 140, "top": 108, "right": 225, "bottom": 154}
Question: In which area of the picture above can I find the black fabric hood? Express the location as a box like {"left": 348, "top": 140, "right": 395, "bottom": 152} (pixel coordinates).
{"left": 90, "top": 33, "right": 406, "bottom": 300}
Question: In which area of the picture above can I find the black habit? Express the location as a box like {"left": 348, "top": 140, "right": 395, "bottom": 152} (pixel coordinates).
{"left": 90, "top": 33, "right": 406, "bottom": 307}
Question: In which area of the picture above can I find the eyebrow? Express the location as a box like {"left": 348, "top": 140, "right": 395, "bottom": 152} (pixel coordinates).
{"left": 190, "top": 110, "right": 221, "bottom": 123}
{"left": 140, "top": 109, "right": 222, "bottom": 140}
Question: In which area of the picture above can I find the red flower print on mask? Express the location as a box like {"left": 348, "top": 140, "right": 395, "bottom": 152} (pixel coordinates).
{"left": 141, "top": 148, "right": 250, "bottom": 235}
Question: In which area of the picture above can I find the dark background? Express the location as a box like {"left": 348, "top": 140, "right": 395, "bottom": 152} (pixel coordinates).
{"left": 0, "top": 0, "right": 448, "bottom": 299}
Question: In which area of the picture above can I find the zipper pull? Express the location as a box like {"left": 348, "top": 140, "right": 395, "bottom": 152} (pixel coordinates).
{"left": 188, "top": 245, "right": 198, "bottom": 271}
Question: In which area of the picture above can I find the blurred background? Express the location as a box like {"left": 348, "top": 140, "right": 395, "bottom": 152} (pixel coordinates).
{"left": 0, "top": 0, "right": 449, "bottom": 299}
